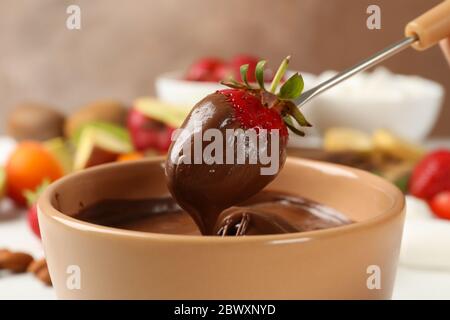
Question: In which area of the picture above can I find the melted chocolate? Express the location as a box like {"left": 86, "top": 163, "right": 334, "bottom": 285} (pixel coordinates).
{"left": 165, "top": 93, "right": 286, "bottom": 234}
{"left": 75, "top": 191, "right": 351, "bottom": 236}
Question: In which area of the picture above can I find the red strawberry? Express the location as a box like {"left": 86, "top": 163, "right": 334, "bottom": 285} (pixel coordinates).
{"left": 211, "top": 63, "right": 230, "bottom": 82}
{"left": 166, "top": 56, "right": 309, "bottom": 234}
{"left": 409, "top": 149, "right": 450, "bottom": 199}
{"left": 429, "top": 191, "right": 450, "bottom": 220}
{"left": 229, "top": 54, "right": 259, "bottom": 83}
{"left": 127, "top": 108, "right": 175, "bottom": 152}
{"left": 185, "top": 57, "right": 225, "bottom": 82}
{"left": 28, "top": 203, "right": 40, "bottom": 238}
{"left": 24, "top": 180, "right": 50, "bottom": 239}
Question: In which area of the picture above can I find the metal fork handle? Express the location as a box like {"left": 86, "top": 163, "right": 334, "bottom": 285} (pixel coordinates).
{"left": 294, "top": 36, "right": 418, "bottom": 107}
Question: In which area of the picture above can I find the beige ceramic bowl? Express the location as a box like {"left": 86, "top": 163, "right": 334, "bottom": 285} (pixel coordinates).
{"left": 38, "top": 157, "right": 405, "bottom": 299}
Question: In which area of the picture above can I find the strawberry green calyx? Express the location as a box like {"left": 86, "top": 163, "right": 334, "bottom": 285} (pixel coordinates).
{"left": 278, "top": 73, "right": 304, "bottom": 100}
{"left": 220, "top": 56, "right": 311, "bottom": 136}
{"left": 283, "top": 116, "right": 305, "bottom": 136}
{"left": 255, "top": 60, "right": 267, "bottom": 90}
{"left": 279, "top": 100, "right": 312, "bottom": 134}
{"left": 240, "top": 64, "right": 251, "bottom": 88}
{"left": 220, "top": 78, "right": 247, "bottom": 90}
{"left": 269, "top": 56, "right": 290, "bottom": 93}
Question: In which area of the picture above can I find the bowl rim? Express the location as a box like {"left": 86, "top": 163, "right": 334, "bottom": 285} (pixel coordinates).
{"left": 38, "top": 156, "right": 405, "bottom": 244}
{"left": 156, "top": 70, "right": 226, "bottom": 87}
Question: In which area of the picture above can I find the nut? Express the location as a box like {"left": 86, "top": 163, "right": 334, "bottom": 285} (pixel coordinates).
{"left": 0, "top": 251, "right": 33, "bottom": 273}
{"left": 0, "top": 249, "right": 11, "bottom": 269}
{"left": 36, "top": 266, "right": 52, "bottom": 286}
{"left": 1, "top": 250, "right": 52, "bottom": 286}
{"left": 27, "top": 258, "right": 46, "bottom": 273}
{"left": 28, "top": 258, "right": 52, "bottom": 286}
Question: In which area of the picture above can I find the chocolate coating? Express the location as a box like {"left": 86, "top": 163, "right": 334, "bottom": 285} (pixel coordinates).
{"left": 165, "top": 93, "right": 286, "bottom": 234}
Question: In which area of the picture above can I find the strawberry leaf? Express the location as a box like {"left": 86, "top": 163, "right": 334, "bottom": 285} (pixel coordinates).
{"left": 283, "top": 116, "right": 305, "bottom": 136}
{"left": 278, "top": 73, "right": 304, "bottom": 100}
{"left": 270, "top": 55, "right": 290, "bottom": 93}
{"left": 240, "top": 64, "right": 250, "bottom": 87}
{"left": 285, "top": 101, "right": 311, "bottom": 127}
{"left": 255, "top": 60, "right": 267, "bottom": 90}
{"left": 220, "top": 79, "right": 247, "bottom": 89}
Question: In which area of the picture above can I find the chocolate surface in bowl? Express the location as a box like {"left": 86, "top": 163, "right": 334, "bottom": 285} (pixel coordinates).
{"left": 74, "top": 190, "right": 351, "bottom": 236}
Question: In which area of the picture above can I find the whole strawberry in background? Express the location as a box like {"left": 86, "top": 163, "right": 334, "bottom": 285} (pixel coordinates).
{"left": 127, "top": 98, "right": 187, "bottom": 152}
{"left": 184, "top": 54, "right": 273, "bottom": 83}
{"left": 185, "top": 57, "right": 226, "bottom": 82}
{"left": 429, "top": 191, "right": 450, "bottom": 220}
{"left": 166, "top": 56, "right": 310, "bottom": 234}
{"left": 229, "top": 54, "right": 259, "bottom": 83}
{"left": 409, "top": 149, "right": 450, "bottom": 200}
{"left": 127, "top": 108, "right": 175, "bottom": 152}
{"left": 409, "top": 149, "right": 450, "bottom": 220}
{"left": 23, "top": 180, "right": 50, "bottom": 238}
{"left": 27, "top": 203, "right": 40, "bottom": 238}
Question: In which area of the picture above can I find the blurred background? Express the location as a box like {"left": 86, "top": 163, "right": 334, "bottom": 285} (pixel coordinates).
{"left": 1, "top": 0, "right": 448, "bottom": 136}
{"left": 1, "top": 0, "right": 450, "bottom": 300}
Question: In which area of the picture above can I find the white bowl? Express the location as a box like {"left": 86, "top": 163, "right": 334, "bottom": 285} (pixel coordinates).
{"left": 156, "top": 69, "right": 444, "bottom": 142}
{"left": 155, "top": 70, "right": 318, "bottom": 107}
{"left": 300, "top": 68, "right": 445, "bottom": 142}
{"left": 155, "top": 71, "right": 225, "bottom": 107}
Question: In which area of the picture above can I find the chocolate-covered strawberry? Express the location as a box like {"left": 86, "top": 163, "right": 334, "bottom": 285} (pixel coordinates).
{"left": 165, "top": 56, "right": 310, "bottom": 235}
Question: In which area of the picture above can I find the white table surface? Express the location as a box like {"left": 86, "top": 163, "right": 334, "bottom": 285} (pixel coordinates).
{"left": 1, "top": 138, "right": 450, "bottom": 300}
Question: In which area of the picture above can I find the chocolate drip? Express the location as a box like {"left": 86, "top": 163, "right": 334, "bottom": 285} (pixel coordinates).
{"left": 215, "top": 208, "right": 299, "bottom": 236}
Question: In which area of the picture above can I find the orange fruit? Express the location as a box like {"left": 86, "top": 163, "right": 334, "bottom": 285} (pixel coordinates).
{"left": 117, "top": 152, "right": 144, "bottom": 162}
{"left": 6, "top": 141, "right": 63, "bottom": 205}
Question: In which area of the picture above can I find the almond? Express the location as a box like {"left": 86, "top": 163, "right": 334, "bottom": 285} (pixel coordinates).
{"left": 28, "top": 258, "right": 52, "bottom": 286}
{"left": 1, "top": 252, "right": 33, "bottom": 273}
{"left": 27, "top": 258, "right": 47, "bottom": 273}
{"left": 36, "top": 266, "right": 52, "bottom": 286}
{"left": 0, "top": 249, "right": 12, "bottom": 269}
